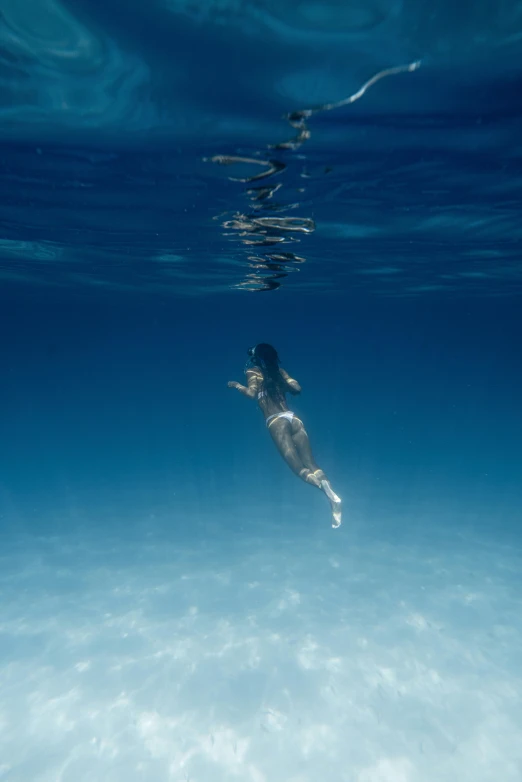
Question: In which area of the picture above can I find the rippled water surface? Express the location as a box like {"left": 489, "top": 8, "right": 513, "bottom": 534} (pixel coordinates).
{"left": 1, "top": 0, "right": 522, "bottom": 293}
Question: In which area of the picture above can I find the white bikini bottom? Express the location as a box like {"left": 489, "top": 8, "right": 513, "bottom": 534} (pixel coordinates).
{"left": 266, "top": 411, "right": 296, "bottom": 428}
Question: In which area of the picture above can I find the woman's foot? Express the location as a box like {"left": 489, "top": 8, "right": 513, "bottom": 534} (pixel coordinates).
{"left": 320, "top": 480, "right": 342, "bottom": 528}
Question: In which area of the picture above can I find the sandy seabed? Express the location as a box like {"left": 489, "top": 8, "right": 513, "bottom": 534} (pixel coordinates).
{"left": 0, "top": 508, "right": 521, "bottom": 782}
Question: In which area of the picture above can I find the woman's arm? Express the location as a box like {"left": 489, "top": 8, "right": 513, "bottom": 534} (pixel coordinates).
{"left": 227, "top": 368, "right": 261, "bottom": 398}
{"left": 280, "top": 367, "right": 301, "bottom": 395}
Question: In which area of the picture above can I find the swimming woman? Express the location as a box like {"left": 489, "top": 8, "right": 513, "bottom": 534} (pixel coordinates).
{"left": 228, "top": 343, "right": 342, "bottom": 528}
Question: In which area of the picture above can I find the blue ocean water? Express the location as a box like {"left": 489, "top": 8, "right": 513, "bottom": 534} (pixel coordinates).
{"left": 1, "top": 1, "right": 522, "bottom": 780}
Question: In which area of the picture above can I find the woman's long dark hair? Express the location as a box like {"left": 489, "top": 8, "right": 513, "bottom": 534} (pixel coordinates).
{"left": 251, "top": 343, "right": 285, "bottom": 404}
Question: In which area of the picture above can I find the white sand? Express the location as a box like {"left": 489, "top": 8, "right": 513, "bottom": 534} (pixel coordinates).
{"left": 0, "top": 510, "right": 520, "bottom": 782}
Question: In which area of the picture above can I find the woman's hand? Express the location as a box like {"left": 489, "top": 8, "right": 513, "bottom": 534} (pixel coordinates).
{"left": 227, "top": 381, "right": 239, "bottom": 389}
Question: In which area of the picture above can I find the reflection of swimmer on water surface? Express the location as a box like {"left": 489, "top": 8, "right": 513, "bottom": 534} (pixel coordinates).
{"left": 228, "top": 343, "right": 342, "bottom": 528}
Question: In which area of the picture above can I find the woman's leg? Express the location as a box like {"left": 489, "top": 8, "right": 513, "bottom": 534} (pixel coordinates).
{"left": 291, "top": 417, "right": 326, "bottom": 481}
{"left": 267, "top": 417, "right": 315, "bottom": 483}
{"left": 292, "top": 416, "right": 342, "bottom": 529}
{"left": 269, "top": 416, "right": 342, "bottom": 527}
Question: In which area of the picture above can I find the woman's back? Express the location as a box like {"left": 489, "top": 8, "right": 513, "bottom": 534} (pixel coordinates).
{"left": 252, "top": 364, "right": 291, "bottom": 418}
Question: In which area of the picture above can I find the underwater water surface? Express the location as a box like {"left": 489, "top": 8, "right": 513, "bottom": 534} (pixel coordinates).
{"left": 1, "top": 1, "right": 522, "bottom": 780}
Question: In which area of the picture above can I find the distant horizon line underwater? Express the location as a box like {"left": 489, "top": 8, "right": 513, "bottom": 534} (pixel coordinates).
{"left": 1, "top": 4, "right": 522, "bottom": 781}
